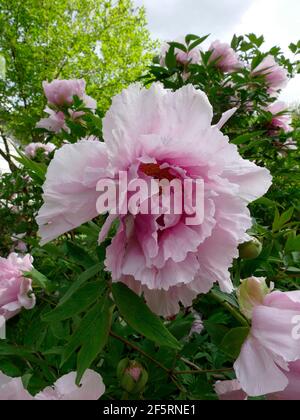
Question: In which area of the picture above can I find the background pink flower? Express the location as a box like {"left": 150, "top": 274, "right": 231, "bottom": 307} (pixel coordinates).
{"left": 252, "top": 55, "right": 288, "bottom": 95}
{"left": 234, "top": 289, "right": 300, "bottom": 396}
{"left": 37, "top": 83, "right": 272, "bottom": 317}
{"left": 37, "top": 79, "right": 97, "bottom": 133}
{"left": 209, "top": 40, "right": 242, "bottom": 72}
{"left": 24, "top": 141, "right": 56, "bottom": 158}
{"left": 160, "top": 38, "right": 200, "bottom": 66}
{"left": 0, "top": 372, "right": 33, "bottom": 400}
{"left": 266, "top": 101, "right": 293, "bottom": 133}
{"left": 0, "top": 253, "right": 35, "bottom": 320}
{"left": 0, "top": 370, "right": 105, "bottom": 400}
{"left": 36, "top": 108, "right": 68, "bottom": 134}
{"left": 43, "top": 79, "right": 85, "bottom": 106}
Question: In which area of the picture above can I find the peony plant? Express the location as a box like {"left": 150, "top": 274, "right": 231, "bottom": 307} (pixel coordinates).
{"left": 0, "top": 33, "right": 299, "bottom": 401}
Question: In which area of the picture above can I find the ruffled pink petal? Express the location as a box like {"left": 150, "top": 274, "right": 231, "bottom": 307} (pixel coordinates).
{"left": 234, "top": 336, "right": 289, "bottom": 397}
{"left": 37, "top": 141, "right": 109, "bottom": 244}
{"left": 252, "top": 304, "right": 300, "bottom": 362}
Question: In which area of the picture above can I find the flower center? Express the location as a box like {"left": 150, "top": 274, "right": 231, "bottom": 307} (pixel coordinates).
{"left": 139, "top": 163, "right": 176, "bottom": 181}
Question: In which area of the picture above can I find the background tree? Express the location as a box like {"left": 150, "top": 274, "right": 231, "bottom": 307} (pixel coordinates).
{"left": 0, "top": 0, "right": 155, "bottom": 150}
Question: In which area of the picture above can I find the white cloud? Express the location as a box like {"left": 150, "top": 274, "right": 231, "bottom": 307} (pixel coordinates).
{"left": 135, "top": 0, "right": 253, "bottom": 40}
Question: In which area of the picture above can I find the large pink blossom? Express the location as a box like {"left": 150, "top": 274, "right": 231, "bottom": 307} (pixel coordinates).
{"left": 0, "top": 253, "right": 35, "bottom": 320}
{"left": 251, "top": 55, "right": 288, "bottom": 95}
{"left": 24, "top": 141, "right": 56, "bottom": 158}
{"left": 37, "top": 83, "right": 272, "bottom": 317}
{"left": 0, "top": 370, "right": 105, "bottom": 400}
{"left": 209, "top": 40, "right": 242, "bottom": 72}
{"left": 266, "top": 101, "right": 292, "bottom": 133}
{"left": 160, "top": 38, "right": 200, "bottom": 66}
{"left": 234, "top": 289, "right": 300, "bottom": 396}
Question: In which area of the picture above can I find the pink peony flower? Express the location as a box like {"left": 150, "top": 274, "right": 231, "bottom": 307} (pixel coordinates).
{"left": 36, "top": 107, "right": 68, "bottom": 134}
{"left": 234, "top": 289, "right": 300, "bottom": 396}
{"left": 37, "top": 83, "right": 272, "bottom": 317}
{"left": 24, "top": 141, "right": 56, "bottom": 158}
{"left": 42, "top": 79, "right": 96, "bottom": 108}
{"left": 251, "top": 55, "right": 288, "bottom": 95}
{"left": 215, "top": 361, "right": 300, "bottom": 400}
{"left": 214, "top": 380, "right": 248, "bottom": 400}
{"left": 0, "top": 373, "right": 33, "bottom": 400}
{"left": 209, "top": 40, "right": 242, "bottom": 72}
{"left": 160, "top": 38, "right": 200, "bottom": 66}
{"left": 266, "top": 101, "right": 293, "bottom": 133}
{"left": 0, "top": 370, "right": 105, "bottom": 400}
{"left": 0, "top": 253, "right": 35, "bottom": 320}
{"left": 37, "top": 79, "right": 97, "bottom": 133}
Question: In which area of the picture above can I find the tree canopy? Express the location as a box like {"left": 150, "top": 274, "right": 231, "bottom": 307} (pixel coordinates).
{"left": 0, "top": 0, "right": 155, "bottom": 143}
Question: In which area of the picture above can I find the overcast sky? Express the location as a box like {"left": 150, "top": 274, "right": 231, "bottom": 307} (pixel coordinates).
{"left": 134, "top": 0, "right": 300, "bottom": 103}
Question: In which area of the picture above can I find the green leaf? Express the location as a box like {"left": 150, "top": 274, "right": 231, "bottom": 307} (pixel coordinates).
{"left": 231, "top": 131, "right": 265, "bottom": 145}
{"left": 112, "top": 283, "right": 181, "bottom": 350}
{"left": 188, "top": 35, "right": 210, "bottom": 51}
{"left": 204, "top": 321, "right": 229, "bottom": 346}
{"left": 272, "top": 207, "right": 294, "bottom": 232}
{"left": 286, "top": 235, "right": 300, "bottom": 253}
{"left": 59, "top": 263, "right": 103, "bottom": 305}
{"left": 42, "top": 281, "right": 106, "bottom": 322}
{"left": 185, "top": 34, "right": 209, "bottom": 45}
{"left": 165, "top": 45, "right": 177, "bottom": 69}
{"left": 64, "top": 242, "right": 96, "bottom": 269}
{"left": 168, "top": 42, "right": 187, "bottom": 52}
{"left": 76, "top": 302, "right": 112, "bottom": 383}
{"left": 24, "top": 268, "right": 49, "bottom": 290}
{"left": 13, "top": 154, "right": 47, "bottom": 184}
{"left": 220, "top": 327, "right": 250, "bottom": 359}
{"left": 61, "top": 299, "right": 113, "bottom": 384}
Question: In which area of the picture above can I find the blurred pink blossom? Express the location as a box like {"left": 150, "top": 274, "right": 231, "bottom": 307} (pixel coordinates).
{"left": 0, "top": 253, "right": 35, "bottom": 320}
{"left": 266, "top": 101, "right": 293, "bottom": 133}
{"left": 160, "top": 38, "right": 200, "bottom": 66}
{"left": 24, "top": 141, "right": 56, "bottom": 158}
{"left": 252, "top": 55, "right": 288, "bottom": 95}
{"left": 209, "top": 40, "right": 242, "bottom": 72}
{"left": 43, "top": 79, "right": 96, "bottom": 108}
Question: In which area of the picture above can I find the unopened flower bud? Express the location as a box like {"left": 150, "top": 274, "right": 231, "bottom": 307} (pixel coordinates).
{"left": 237, "top": 276, "right": 272, "bottom": 319}
{"left": 239, "top": 237, "right": 262, "bottom": 260}
{"left": 117, "top": 359, "right": 148, "bottom": 394}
